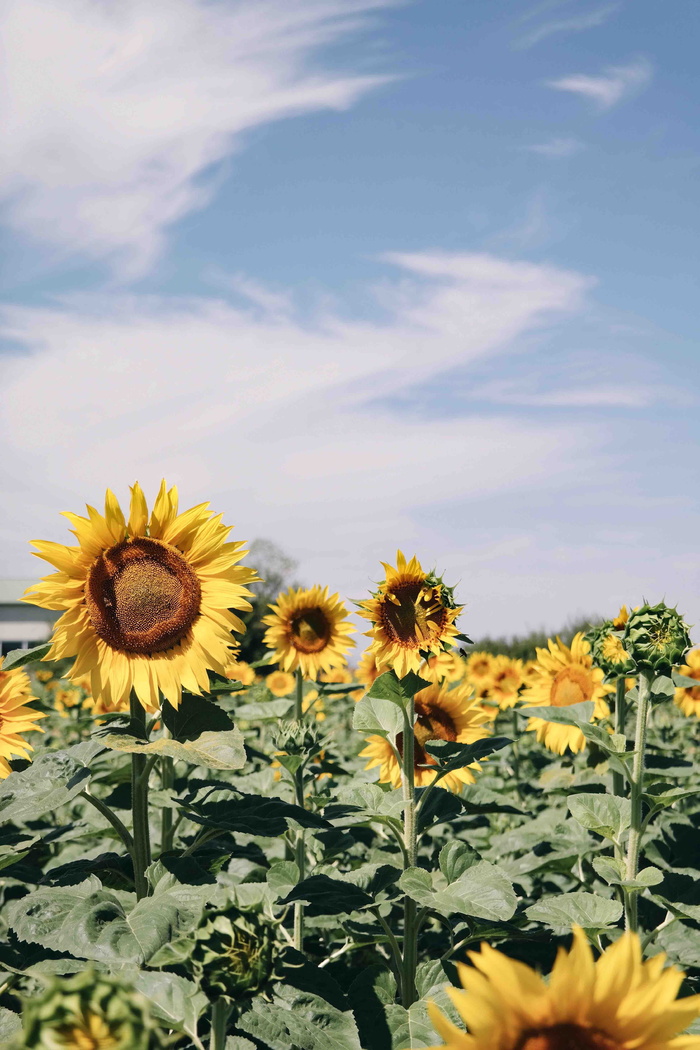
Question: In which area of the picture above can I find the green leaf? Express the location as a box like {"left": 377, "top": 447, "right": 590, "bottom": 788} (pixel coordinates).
{"left": 367, "top": 671, "right": 431, "bottom": 707}
{"left": 347, "top": 966, "right": 395, "bottom": 1050}
{"left": 422, "top": 737, "right": 510, "bottom": 772}
{"left": 236, "top": 699, "right": 294, "bottom": 721}
{"left": 238, "top": 989, "right": 362, "bottom": 1050}
{"left": 276, "top": 947, "right": 349, "bottom": 1012}
{"left": 521, "top": 702, "right": 595, "bottom": 726}
{"left": 161, "top": 693, "right": 233, "bottom": 740}
{"left": 0, "top": 1007, "right": 21, "bottom": 1041}
{"left": 656, "top": 922, "right": 700, "bottom": 968}
{"left": 526, "top": 891, "right": 622, "bottom": 931}
{"left": 180, "top": 789, "right": 331, "bottom": 836}
{"left": 567, "top": 793, "right": 631, "bottom": 840}
{"left": 385, "top": 1000, "right": 442, "bottom": 1049}
{"left": 416, "top": 788, "right": 463, "bottom": 834}
{"left": 352, "top": 695, "right": 404, "bottom": 739}
{"left": 267, "top": 861, "right": 300, "bottom": 901}
{"left": 279, "top": 874, "right": 374, "bottom": 916}
{"left": 100, "top": 728, "right": 246, "bottom": 770}
{"left": 1, "top": 642, "right": 52, "bottom": 670}
{"left": 673, "top": 671, "right": 700, "bottom": 689}
{"left": 134, "top": 971, "right": 208, "bottom": 1042}
{"left": 399, "top": 862, "right": 516, "bottom": 921}
{"left": 0, "top": 750, "right": 91, "bottom": 823}
{"left": 8, "top": 878, "right": 210, "bottom": 965}
{"left": 439, "top": 842, "right": 479, "bottom": 883}
{"left": 592, "top": 856, "right": 662, "bottom": 889}
{"left": 335, "top": 784, "right": 405, "bottom": 822}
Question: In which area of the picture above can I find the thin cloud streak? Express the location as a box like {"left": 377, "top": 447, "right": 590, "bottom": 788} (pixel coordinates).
{"left": 527, "top": 137, "right": 585, "bottom": 158}
{"left": 514, "top": 2, "right": 620, "bottom": 49}
{"left": 546, "top": 58, "right": 652, "bottom": 109}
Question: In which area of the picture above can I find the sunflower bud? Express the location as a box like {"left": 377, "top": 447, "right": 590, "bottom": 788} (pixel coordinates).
{"left": 587, "top": 618, "right": 635, "bottom": 678}
{"left": 189, "top": 906, "right": 274, "bottom": 1001}
{"left": 20, "top": 970, "right": 165, "bottom": 1049}
{"left": 273, "top": 719, "right": 321, "bottom": 756}
{"left": 622, "top": 602, "right": 692, "bottom": 674}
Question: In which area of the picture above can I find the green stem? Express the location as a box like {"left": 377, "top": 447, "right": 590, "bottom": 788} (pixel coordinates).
{"left": 209, "top": 999, "right": 231, "bottom": 1050}
{"left": 400, "top": 694, "right": 418, "bottom": 1008}
{"left": 294, "top": 667, "right": 304, "bottom": 721}
{"left": 79, "top": 790, "right": 134, "bottom": 854}
{"left": 293, "top": 666, "right": 306, "bottom": 952}
{"left": 624, "top": 670, "right": 652, "bottom": 932}
{"left": 612, "top": 677, "right": 627, "bottom": 799}
{"left": 374, "top": 909, "right": 404, "bottom": 1000}
{"left": 160, "top": 752, "right": 175, "bottom": 855}
{"left": 130, "top": 692, "right": 152, "bottom": 900}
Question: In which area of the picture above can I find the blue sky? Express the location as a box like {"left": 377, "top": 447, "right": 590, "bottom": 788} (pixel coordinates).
{"left": 1, "top": 0, "right": 698, "bottom": 641}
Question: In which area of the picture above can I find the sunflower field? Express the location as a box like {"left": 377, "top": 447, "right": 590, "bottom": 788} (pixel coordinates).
{"left": 2, "top": 483, "right": 700, "bottom": 1050}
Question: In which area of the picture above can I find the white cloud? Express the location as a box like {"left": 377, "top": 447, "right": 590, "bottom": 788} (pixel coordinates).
{"left": 546, "top": 58, "right": 652, "bottom": 109}
{"left": 0, "top": 250, "right": 607, "bottom": 634}
{"left": 0, "top": 0, "right": 394, "bottom": 276}
{"left": 515, "top": 3, "right": 620, "bottom": 49}
{"left": 465, "top": 380, "right": 659, "bottom": 408}
{"left": 528, "top": 137, "right": 584, "bottom": 158}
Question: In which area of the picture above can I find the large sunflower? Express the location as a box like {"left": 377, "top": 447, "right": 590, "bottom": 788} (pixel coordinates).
{"left": 359, "top": 681, "right": 491, "bottom": 792}
{"left": 262, "top": 585, "right": 355, "bottom": 678}
{"left": 675, "top": 649, "right": 700, "bottom": 718}
{"left": 358, "top": 552, "right": 462, "bottom": 678}
{"left": 24, "top": 481, "right": 258, "bottom": 711}
{"left": 520, "top": 634, "right": 610, "bottom": 755}
{"left": 0, "top": 659, "right": 46, "bottom": 778}
{"left": 428, "top": 926, "right": 700, "bottom": 1050}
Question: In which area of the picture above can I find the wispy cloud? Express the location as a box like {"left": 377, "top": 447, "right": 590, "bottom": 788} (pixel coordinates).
{"left": 0, "top": 0, "right": 395, "bottom": 277}
{"left": 546, "top": 58, "right": 652, "bottom": 109}
{"left": 514, "top": 2, "right": 620, "bottom": 49}
{"left": 527, "top": 137, "right": 585, "bottom": 158}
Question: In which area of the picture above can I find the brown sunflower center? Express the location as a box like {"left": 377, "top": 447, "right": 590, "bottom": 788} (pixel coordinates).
{"left": 290, "top": 606, "right": 331, "bottom": 654}
{"left": 550, "top": 666, "right": 594, "bottom": 707}
{"left": 516, "top": 1024, "right": 620, "bottom": 1050}
{"left": 85, "top": 537, "right": 201, "bottom": 655}
{"left": 397, "top": 696, "right": 457, "bottom": 768}
{"left": 380, "top": 582, "right": 448, "bottom": 649}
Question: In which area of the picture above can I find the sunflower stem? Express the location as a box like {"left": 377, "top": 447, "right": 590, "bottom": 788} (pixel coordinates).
{"left": 130, "top": 691, "right": 152, "bottom": 900}
{"left": 612, "top": 677, "right": 628, "bottom": 799}
{"left": 294, "top": 667, "right": 303, "bottom": 721}
{"left": 400, "top": 693, "right": 418, "bottom": 1008}
{"left": 209, "top": 998, "right": 231, "bottom": 1050}
{"left": 293, "top": 667, "right": 306, "bottom": 952}
{"left": 160, "top": 747, "right": 175, "bottom": 855}
{"left": 624, "top": 669, "right": 652, "bottom": 932}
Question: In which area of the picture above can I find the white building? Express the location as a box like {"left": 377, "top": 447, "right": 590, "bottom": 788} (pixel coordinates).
{"left": 0, "top": 581, "right": 58, "bottom": 657}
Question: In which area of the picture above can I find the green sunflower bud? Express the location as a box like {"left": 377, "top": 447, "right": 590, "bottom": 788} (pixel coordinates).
{"left": 20, "top": 970, "right": 165, "bottom": 1049}
{"left": 189, "top": 906, "right": 274, "bottom": 1002}
{"left": 587, "top": 620, "right": 635, "bottom": 677}
{"left": 622, "top": 602, "right": 692, "bottom": 674}
{"left": 273, "top": 719, "right": 321, "bottom": 756}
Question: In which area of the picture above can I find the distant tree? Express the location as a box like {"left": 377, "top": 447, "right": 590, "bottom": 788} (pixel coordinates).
{"left": 471, "top": 616, "right": 602, "bottom": 662}
{"left": 236, "top": 539, "right": 300, "bottom": 664}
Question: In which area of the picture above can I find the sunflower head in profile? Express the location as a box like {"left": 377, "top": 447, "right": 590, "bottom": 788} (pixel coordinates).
{"left": 427, "top": 926, "right": 700, "bottom": 1050}
{"left": 520, "top": 633, "right": 611, "bottom": 755}
{"left": 262, "top": 585, "right": 355, "bottom": 679}
{"left": 675, "top": 649, "right": 700, "bottom": 718}
{"left": 0, "top": 659, "right": 46, "bottom": 779}
{"left": 623, "top": 601, "right": 692, "bottom": 675}
{"left": 358, "top": 552, "right": 462, "bottom": 679}
{"left": 360, "top": 681, "right": 491, "bottom": 792}
{"left": 588, "top": 608, "right": 635, "bottom": 677}
{"left": 24, "top": 481, "right": 259, "bottom": 712}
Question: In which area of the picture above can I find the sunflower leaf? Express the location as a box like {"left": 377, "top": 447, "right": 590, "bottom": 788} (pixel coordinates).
{"left": 0, "top": 750, "right": 91, "bottom": 824}
{"left": 237, "top": 988, "right": 362, "bottom": 1050}
{"left": 422, "top": 736, "right": 511, "bottom": 772}
{"left": 133, "top": 971, "right": 208, "bottom": 1041}
{"left": 399, "top": 861, "right": 517, "bottom": 921}
{"left": 567, "top": 793, "right": 631, "bottom": 840}
{"left": 672, "top": 671, "right": 699, "bottom": 689}
{"left": 99, "top": 729, "right": 246, "bottom": 770}
{"left": 520, "top": 702, "right": 595, "bottom": 726}
{"left": 1, "top": 642, "right": 52, "bottom": 670}
{"left": 161, "top": 694, "right": 233, "bottom": 739}
{"left": 525, "top": 891, "right": 622, "bottom": 931}
{"left": 352, "top": 695, "right": 404, "bottom": 739}
{"left": 180, "top": 789, "right": 332, "bottom": 836}
{"left": 279, "top": 874, "right": 374, "bottom": 916}
{"left": 366, "top": 671, "right": 430, "bottom": 708}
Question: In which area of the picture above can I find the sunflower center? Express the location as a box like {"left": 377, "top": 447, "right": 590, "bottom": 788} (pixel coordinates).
{"left": 397, "top": 697, "right": 457, "bottom": 767}
{"left": 550, "top": 666, "right": 594, "bottom": 707}
{"left": 380, "top": 582, "right": 447, "bottom": 649}
{"left": 85, "top": 537, "right": 201, "bottom": 655}
{"left": 602, "top": 634, "right": 629, "bottom": 664}
{"left": 55, "top": 1015, "right": 119, "bottom": 1049}
{"left": 290, "top": 607, "right": 331, "bottom": 653}
{"left": 516, "top": 1023, "right": 621, "bottom": 1050}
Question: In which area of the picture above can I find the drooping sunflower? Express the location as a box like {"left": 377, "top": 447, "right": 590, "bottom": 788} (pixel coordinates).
{"left": 428, "top": 926, "right": 700, "bottom": 1050}
{"left": 675, "top": 649, "right": 700, "bottom": 718}
{"left": 358, "top": 552, "right": 462, "bottom": 678}
{"left": 0, "top": 659, "right": 46, "bottom": 778}
{"left": 520, "top": 633, "right": 611, "bottom": 755}
{"left": 360, "top": 681, "right": 491, "bottom": 792}
{"left": 266, "top": 670, "right": 296, "bottom": 697}
{"left": 262, "top": 585, "right": 355, "bottom": 679}
{"left": 488, "top": 654, "right": 525, "bottom": 710}
{"left": 24, "top": 481, "right": 258, "bottom": 711}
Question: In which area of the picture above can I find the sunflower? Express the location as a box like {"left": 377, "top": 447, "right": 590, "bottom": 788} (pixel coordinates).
{"left": 424, "top": 649, "right": 466, "bottom": 684}
{"left": 319, "top": 665, "right": 354, "bottom": 684}
{"left": 266, "top": 670, "right": 295, "bottom": 697}
{"left": 428, "top": 926, "right": 700, "bottom": 1050}
{"left": 262, "top": 585, "right": 355, "bottom": 679}
{"left": 358, "top": 552, "right": 462, "bottom": 678}
{"left": 463, "top": 651, "right": 495, "bottom": 689}
{"left": 675, "top": 649, "right": 700, "bottom": 718}
{"left": 351, "top": 648, "right": 382, "bottom": 699}
{"left": 360, "top": 681, "right": 491, "bottom": 792}
{"left": 53, "top": 686, "right": 84, "bottom": 718}
{"left": 0, "top": 659, "right": 46, "bottom": 778}
{"left": 225, "top": 660, "right": 257, "bottom": 687}
{"left": 23, "top": 481, "right": 258, "bottom": 712}
{"left": 488, "top": 654, "right": 525, "bottom": 710}
{"left": 520, "top": 634, "right": 610, "bottom": 755}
